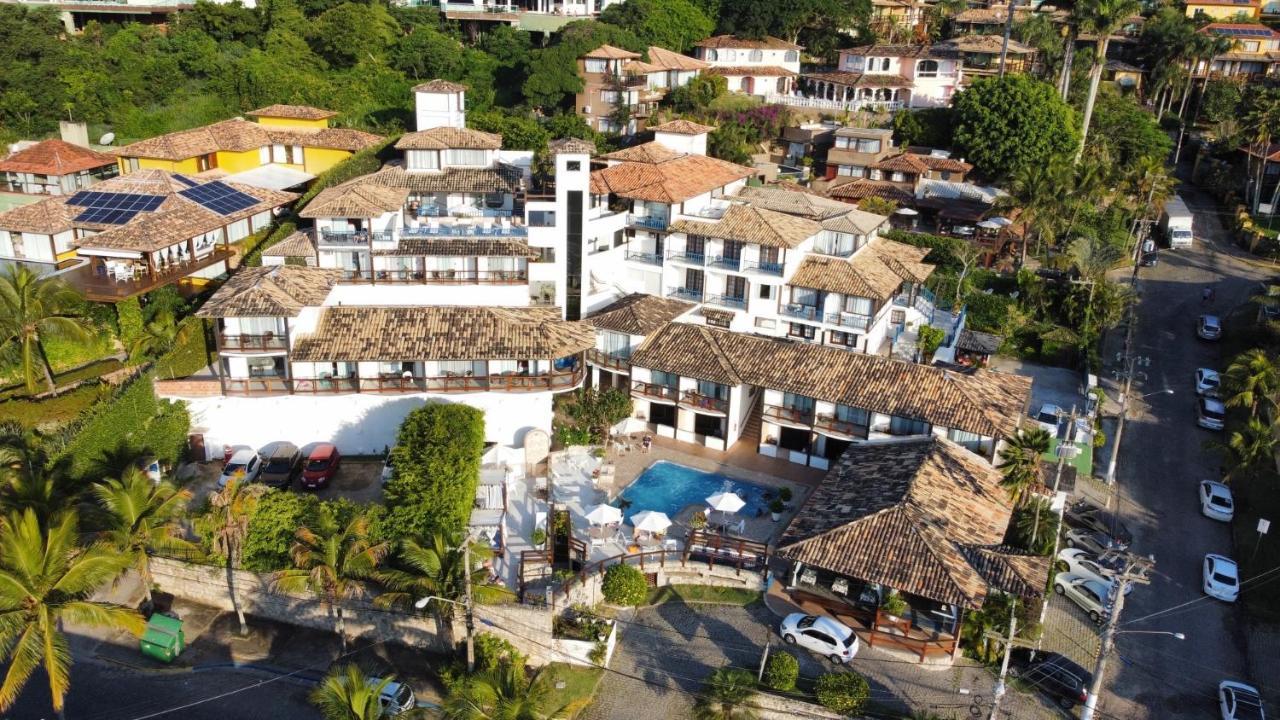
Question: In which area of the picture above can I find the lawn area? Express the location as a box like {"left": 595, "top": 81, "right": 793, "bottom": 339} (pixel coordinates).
{"left": 1232, "top": 471, "right": 1280, "bottom": 624}
{"left": 533, "top": 662, "right": 604, "bottom": 719}
{"left": 645, "top": 584, "right": 762, "bottom": 606}
{"left": 1045, "top": 436, "right": 1093, "bottom": 479}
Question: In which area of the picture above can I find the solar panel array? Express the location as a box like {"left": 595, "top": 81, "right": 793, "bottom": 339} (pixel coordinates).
{"left": 178, "top": 181, "right": 259, "bottom": 216}
{"left": 1217, "top": 26, "right": 1272, "bottom": 36}
{"left": 172, "top": 174, "right": 199, "bottom": 188}
{"left": 66, "top": 191, "right": 166, "bottom": 225}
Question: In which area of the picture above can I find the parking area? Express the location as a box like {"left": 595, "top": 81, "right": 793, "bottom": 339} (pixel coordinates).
{"left": 179, "top": 448, "right": 384, "bottom": 504}
{"left": 989, "top": 358, "right": 1094, "bottom": 420}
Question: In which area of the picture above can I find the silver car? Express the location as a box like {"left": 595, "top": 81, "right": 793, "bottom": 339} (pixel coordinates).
{"left": 1200, "top": 480, "right": 1234, "bottom": 522}
{"left": 1054, "top": 573, "right": 1112, "bottom": 624}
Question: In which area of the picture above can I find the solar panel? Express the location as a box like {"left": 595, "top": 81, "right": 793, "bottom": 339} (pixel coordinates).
{"left": 173, "top": 174, "right": 199, "bottom": 188}
{"left": 68, "top": 191, "right": 166, "bottom": 225}
{"left": 178, "top": 181, "right": 259, "bottom": 216}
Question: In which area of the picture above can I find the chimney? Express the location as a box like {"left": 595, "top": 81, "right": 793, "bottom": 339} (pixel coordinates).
{"left": 59, "top": 121, "right": 89, "bottom": 148}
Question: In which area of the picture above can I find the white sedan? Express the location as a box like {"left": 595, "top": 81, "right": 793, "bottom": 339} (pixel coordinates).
{"left": 1053, "top": 573, "right": 1112, "bottom": 624}
{"left": 1056, "top": 549, "right": 1132, "bottom": 595}
{"left": 1200, "top": 480, "right": 1235, "bottom": 522}
{"left": 1204, "top": 554, "right": 1241, "bottom": 603}
{"left": 779, "top": 613, "right": 859, "bottom": 664}
{"left": 1196, "top": 368, "right": 1222, "bottom": 397}
{"left": 1219, "top": 679, "right": 1266, "bottom": 720}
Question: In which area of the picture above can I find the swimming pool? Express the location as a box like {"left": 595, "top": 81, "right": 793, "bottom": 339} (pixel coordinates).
{"left": 615, "top": 461, "right": 772, "bottom": 524}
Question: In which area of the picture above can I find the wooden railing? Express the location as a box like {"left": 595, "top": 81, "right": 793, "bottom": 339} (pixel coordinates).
{"left": 338, "top": 270, "right": 528, "bottom": 285}
{"left": 224, "top": 377, "right": 291, "bottom": 396}
{"left": 230, "top": 367, "right": 584, "bottom": 397}
{"left": 586, "top": 349, "right": 631, "bottom": 372}
{"left": 814, "top": 414, "right": 869, "bottom": 440}
{"left": 218, "top": 333, "right": 287, "bottom": 352}
{"left": 763, "top": 404, "right": 814, "bottom": 428}
{"left": 788, "top": 588, "right": 957, "bottom": 662}
{"left": 680, "top": 390, "right": 729, "bottom": 415}
{"left": 631, "top": 380, "right": 678, "bottom": 402}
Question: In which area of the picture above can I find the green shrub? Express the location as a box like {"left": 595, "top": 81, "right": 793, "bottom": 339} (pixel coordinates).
{"left": 49, "top": 373, "right": 188, "bottom": 480}
{"left": 474, "top": 632, "right": 525, "bottom": 671}
{"left": 761, "top": 650, "right": 799, "bottom": 692}
{"left": 381, "top": 403, "right": 486, "bottom": 543}
{"left": 601, "top": 563, "right": 647, "bottom": 605}
{"left": 153, "top": 317, "right": 213, "bottom": 379}
{"left": 241, "top": 490, "right": 322, "bottom": 570}
{"left": 815, "top": 671, "right": 870, "bottom": 715}
{"left": 242, "top": 222, "right": 294, "bottom": 268}
{"left": 531, "top": 528, "right": 546, "bottom": 546}
{"left": 880, "top": 592, "right": 908, "bottom": 617}
{"left": 555, "top": 425, "right": 593, "bottom": 447}
{"left": 778, "top": 487, "right": 792, "bottom": 503}
{"left": 116, "top": 297, "right": 145, "bottom": 363}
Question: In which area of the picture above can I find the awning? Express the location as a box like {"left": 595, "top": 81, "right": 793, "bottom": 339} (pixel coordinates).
{"left": 221, "top": 164, "right": 315, "bottom": 191}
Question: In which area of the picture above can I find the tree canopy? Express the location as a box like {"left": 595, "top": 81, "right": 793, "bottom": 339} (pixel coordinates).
{"left": 597, "top": 0, "right": 714, "bottom": 53}
{"left": 952, "top": 75, "right": 1080, "bottom": 180}
{"left": 382, "top": 403, "right": 486, "bottom": 542}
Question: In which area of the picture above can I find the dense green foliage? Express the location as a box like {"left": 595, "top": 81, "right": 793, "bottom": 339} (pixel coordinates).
{"left": 814, "top": 671, "right": 870, "bottom": 715}
{"left": 558, "top": 388, "right": 633, "bottom": 443}
{"left": 601, "top": 563, "right": 648, "bottom": 605}
{"left": 381, "top": 403, "right": 486, "bottom": 542}
{"left": 761, "top": 650, "right": 799, "bottom": 692}
{"left": 241, "top": 490, "right": 322, "bottom": 570}
{"left": 952, "top": 75, "right": 1080, "bottom": 180}
{"left": 890, "top": 107, "right": 954, "bottom": 149}
{"left": 116, "top": 298, "right": 145, "bottom": 363}
{"left": 473, "top": 632, "right": 527, "bottom": 672}
{"left": 151, "top": 317, "right": 213, "bottom": 379}
{"left": 598, "top": 0, "right": 714, "bottom": 52}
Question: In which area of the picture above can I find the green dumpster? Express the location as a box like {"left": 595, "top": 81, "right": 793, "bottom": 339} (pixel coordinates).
{"left": 140, "top": 614, "right": 185, "bottom": 663}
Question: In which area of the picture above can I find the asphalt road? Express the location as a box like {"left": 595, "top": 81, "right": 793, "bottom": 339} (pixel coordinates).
{"left": 1096, "top": 185, "right": 1267, "bottom": 719}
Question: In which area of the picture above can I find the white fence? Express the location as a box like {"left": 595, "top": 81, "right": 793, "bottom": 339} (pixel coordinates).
{"left": 764, "top": 94, "right": 904, "bottom": 113}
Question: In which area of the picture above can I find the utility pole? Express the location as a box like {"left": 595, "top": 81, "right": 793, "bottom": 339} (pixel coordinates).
{"left": 998, "top": 0, "right": 1018, "bottom": 79}
{"left": 987, "top": 603, "right": 1019, "bottom": 720}
{"left": 1104, "top": 350, "right": 1151, "bottom": 485}
{"left": 1080, "top": 554, "right": 1154, "bottom": 720}
{"left": 464, "top": 537, "right": 476, "bottom": 673}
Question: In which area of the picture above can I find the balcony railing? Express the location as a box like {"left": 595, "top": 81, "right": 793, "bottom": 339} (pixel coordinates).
{"left": 667, "top": 250, "right": 706, "bottom": 265}
{"left": 224, "top": 377, "right": 292, "bottom": 396}
{"left": 631, "top": 380, "right": 679, "bottom": 402}
{"left": 704, "top": 294, "right": 747, "bottom": 311}
{"left": 763, "top": 404, "right": 815, "bottom": 428}
{"left": 680, "top": 390, "right": 729, "bottom": 415}
{"left": 742, "top": 260, "right": 785, "bottom": 277}
{"left": 287, "top": 367, "right": 585, "bottom": 395}
{"left": 338, "top": 269, "right": 528, "bottom": 285}
{"left": 627, "top": 214, "right": 669, "bottom": 231}
{"left": 667, "top": 287, "right": 704, "bottom": 302}
{"left": 824, "top": 312, "right": 872, "bottom": 331}
{"left": 586, "top": 349, "right": 631, "bottom": 372}
{"left": 707, "top": 255, "right": 742, "bottom": 271}
{"left": 625, "top": 251, "right": 664, "bottom": 266}
{"left": 218, "top": 333, "right": 287, "bottom": 352}
{"left": 292, "top": 376, "right": 360, "bottom": 394}
{"left": 780, "top": 304, "right": 821, "bottom": 321}
{"left": 401, "top": 223, "right": 528, "bottom": 238}
{"left": 892, "top": 295, "right": 910, "bottom": 307}
{"left": 814, "top": 414, "right": 870, "bottom": 440}
{"left": 318, "top": 229, "right": 396, "bottom": 245}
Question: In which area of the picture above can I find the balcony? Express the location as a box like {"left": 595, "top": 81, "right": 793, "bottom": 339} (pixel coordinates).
{"left": 223, "top": 377, "right": 292, "bottom": 396}
{"left": 815, "top": 414, "right": 870, "bottom": 440}
{"left": 66, "top": 247, "right": 235, "bottom": 302}
{"left": 631, "top": 380, "right": 679, "bottom": 403}
{"left": 318, "top": 229, "right": 396, "bottom": 245}
{"left": 667, "top": 250, "right": 706, "bottom": 266}
{"left": 627, "top": 214, "right": 669, "bottom": 231}
{"left": 779, "top": 304, "right": 821, "bottom": 321}
{"left": 707, "top": 255, "right": 742, "bottom": 272}
{"left": 586, "top": 349, "right": 631, "bottom": 373}
{"left": 401, "top": 222, "right": 528, "bottom": 238}
{"left": 291, "top": 376, "right": 360, "bottom": 394}
{"left": 764, "top": 404, "right": 815, "bottom": 429}
{"left": 742, "top": 260, "right": 785, "bottom": 277}
{"left": 824, "top": 312, "right": 872, "bottom": 331}
{"left": 288, "top": 367, "right": 585, "bottom": 395}
{"left": 625, "top": 251, "right": 664, "bottom": 266}
{"left": 338, "top": 269, "right": 528, "bottom": 285}
{"left": 218, "top": 333, "right": 287, "bottom": 352}
{"left": 667, "top": 287, "right": 704, "bottom": 302}
{"left": 704, "top": 294, "right": 747, "bottom": 311}
{"left": 680, "top": 390, "right": 729, "bottom": 416}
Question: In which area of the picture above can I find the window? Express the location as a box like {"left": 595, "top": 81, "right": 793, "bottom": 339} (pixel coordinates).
{"left": 706, "top": 314, "right": 730, "bottom": 329}
{"left": 697, "top": 380, "right": 728, "bottom": 399}
{"left": 528, "top": 211, "right": 557, "bottom": 227}
{"left": 651, "top": 370, "right": 678, "bottom": 388}
{"left": 602, "top": 331, "right": 630, "bottom": 356}
{"left": 125, "top": 157, "right": 140, "bottom": 172}
{"left": 685, "top": 268, "right": 704, "bottom": 291}
{"left": 881, "top": 58, "right": 891, "bottom": 72}
{"left": 723, "top": 49, "right": 737, "bottom": 61}
{"left": 613, "top": 229, "right": 625, "bottom": 247}
{"left": 845, "top": 55, "right": 864, "bottom": 72}
{"left": 585, "top": 59, "right": 607, "bottom": 73}
{"left": 788, "top": 323, "right": 816, "bottom": 340}
{"left": 408, "top": 150, "right": 440, "bottom": 170}
{"left": 828, "top": 331, "right": 858, "bottom": 348}
{"left": 889, "top": 416, "right": 929, "bottom": 436}
{"left": 197, "top": 153, "right": 217, "bottom": 172}
{"left": 706, "top": 49, "right": 718, "bottom": 61}
{"left": 533, "top": 247, "right": 556, "bottom": 263}
{"left": 758, "top": 284, "right": 773, "bottom": 300}
{"left": 749, "top": 49, "right": 763, "bottom": 62}
{"left": 446, "top": 149, "right": 488, "bottom": 166}
{"left": 916, "top": 59, "right": 939, "bottom": 78}
{"left": 856, "top": 138, "right": 881, "bottom": 153}
{"left": 869, "top": 169, "right": 882, "bottom": 181}
{"left": 948, "top": 428, "right": 993, "bottom": 455}
{"left": 835, "top": 405, "right": 869, "bottom": 426}
{"left": 791, "top": 287, "right": 819, "bottom": 307}
{"left": 566, "top": 160, "right": 582, "bottom": 171}
{"left": 484, "top": 192, "right": 506, "bottom": 209}
{"left": 844, "top": 296, "right": 873, "bottom": 315}
{"left": 755, "top": 317, "right": 777, "bottom": 330}
{"left": 837, "top": 165, "right": 865, "bottom": 178}
{"left": 785, "top": 50, "right": 799, "bottom": 63}
{"left": 783, "top": 392, "right": 814, "bottom": 413}
{"left": 601, "top": 90, "right": 621, "bottom": 104}
{"left": 1245, "top": 41, "right": 1261, "bottom": 52}
{"left": 271, "top": 144, "right": 302, "bottom": 164}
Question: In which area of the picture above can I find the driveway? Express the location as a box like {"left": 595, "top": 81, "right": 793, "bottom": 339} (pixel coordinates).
{"left": 1091, "top": 182, "right": 1267, "bottom": 719}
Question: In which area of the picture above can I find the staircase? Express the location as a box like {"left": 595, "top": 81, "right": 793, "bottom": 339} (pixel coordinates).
{"left": 738, "top": 395, "right": 763, "bottom": 447}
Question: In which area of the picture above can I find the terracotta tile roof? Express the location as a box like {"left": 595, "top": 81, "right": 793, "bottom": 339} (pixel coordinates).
{"left": 1191, "top": 0, "right": 1259, "bottom": 7}
{"left": 844, "top": 44, "right": 945, "bottom": 58}
{"left": 960, "top": 546, "right": 1052, "bottom": 601}
{"left": 548, "top": 138, "right": 597, "bottom": 156}
{"left": 367, "top": 165, "right": 522, "bottom": 194}
{"left": 670, "top": 204, "right": 820, "bottom": 249}
{"left": 290, "top": 306, "right": 595, "bottom": 362}
{"left": 114, "top": 119, "right": 383, "bottom": 160}
{"left": 395, "top": 127, "right": 503, "bottom": 151}
{"left": 299, "top": 178, "right": 410, "bottom": 218}
{"left": 590, "top": 154, "right": 754, "bottom": 204}
{"left": 267, "top": 127, "right": 383, "bottom": 152}
{"left": 821, "top": 207, "right": 891, "bottom": 236}
{"left": 630, "top": 323, "right": 1031, "bottom": 437}
{"left": 872, "top": 152, "right": 972, "bottom": 174}
{"left": 937, "top": 35, "right": 1034, "bottom": 55}
{"left": 93, "top": 168, "right": 192, "bottom": 195}
{"left": 584, "top": 44, "right": 641, "bottom": 60}
{"left": 623, "top": 59, "right": 664, "bottom": 74}
{"left": 731, "top": 185, "right": 853, "bottom": 220}
{"left": 246, "top": 105, "right": 338, "bottom": 121}
{"left": 957, "top": 329, "right": 1003, "bottom": 355}
{"left": 779, "top": 437, "right": 1033, "bottom": 608}
{"left": 803, "top": 71, "right": 913, "bottom": 88}
{"left": 584, "top": 293, "right": 695, "bottom": 335}
{"left": 261, "top": 231, "right": 316, "bottom": 258}
{"left": 695, "top": 35, "right": 802, "bottom": 50}
{"left": 704, "top": 65, "right": 797, "bottom": 77}
{"left": 954, "top": 5, "right": 1025, "bottom": 23}
{"left": 790, "top": 253, "right": 902, "bottom": 301}
{"left": 651, "top": 119, "right": 717, "bottom": 135}
{"left": 826, "top": 179, "right": 915, "bottom": 204}
{"left": 196, "top": 265, "right": 340, "bottom": 318}
{"left": 870, "top": 238, "right": 934, "bottom": 283}
{"left": 0, "top": 197, "right": 79, "bottom": 234}
{"left": 0, "top": 140, "right": 117, "bottom": 176}
{"left": 700, "top": 307, "right": 734, "bottom": 324}
{"left": 413, "top": 79, "right": 469, "bottom": 93}
{"left": 644, "top": 46, "right": 709, "bottom": 71}
{"left": 600, "top": 141, "right": 684, "bottom": 164}
{"left": 372, "top": 237, "right": 539, "bottom": 258}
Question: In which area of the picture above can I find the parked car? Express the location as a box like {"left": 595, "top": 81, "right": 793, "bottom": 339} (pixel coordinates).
{"left": 373, "top": 677, "right": 416, "bottom": 716}
{"left": 1199, "top": 314, "right": 1222, "bottom": 340}
{"left": 1035, "top": 404, "right": 1064, "bottom": 426}
{"left": 1008, "top": 650, "right": 1092, "bottom": 710}
{"left": 301, "top": 443, "right": 341, "bottom": 490}
{"left": 1219, "top": 679, "right": 1266, "bottom": 720}
{"left": 257, "top": 441, "right": 302, "bottom": 488}
{"left": 1198, "top": 397, "right": 1227, "bottom": 431}
{"left": 779, "top": 613, "right": 859, "bottom": 664}
{"left": 1196, "top": 368, "right": 1222, "bottom": 397}
{"left": 1200, "top": 480, "right": 1235, "bottom": 522}
{"left": 1203, "top": 554, "right": 1240, "bottom": 603}
{"left": 1065, "top": 500, "right": 1133, "bottom": 548}
{"left": 1063, "top": 527, "right": 1121, "bottom": 556}
{"left": 1056, "top": 548, "right": 1131, "bottom": 595}
{"left": 1053, "top": 573, "right": 1112, "bottom": 624}
{"left": 218, "top": 448, "right": 262, "bottom": 488}
{"left": 1140, "top": 250, "right": 1159, "bottom": 267}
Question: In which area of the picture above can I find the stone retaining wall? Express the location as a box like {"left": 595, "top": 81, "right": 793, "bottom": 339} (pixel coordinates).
{"left": 560, "top": 562, "right": 765, "bottom": 607}
{"left": 747, "top": 692, "right": 849, "bottom": 720}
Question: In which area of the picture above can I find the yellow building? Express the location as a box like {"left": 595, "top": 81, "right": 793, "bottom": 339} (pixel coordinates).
{"left": 113, "top": 105, "right": 383, "bottom": 189}
{"left": 1185, "top": 0, "right": 1260, "bottom": 21}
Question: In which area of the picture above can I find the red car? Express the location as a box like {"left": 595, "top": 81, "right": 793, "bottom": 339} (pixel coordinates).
{"left": 300, "top": 444, "right": 341, "bottom": 489}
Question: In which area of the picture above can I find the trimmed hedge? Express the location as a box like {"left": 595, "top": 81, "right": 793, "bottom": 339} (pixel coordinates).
{"left": 116, "top": 297, "right": 145, "bottom": 363}
{"left": 153, "top": 317, "right": 213, "bottom": 379}
{"left": 761, "top": 650, "right": 799, "bottom": 692}
{"left": 380, "top": 403, "right": 486, "bottom": 542}
{"left": 601, "top": 563, "right": 647, "bottom": 606}
{"left": 243, "top": 221, "right": 297, "bottom": 268}
{"left": 814, "top": 671, "right": 870, "bottom": 715}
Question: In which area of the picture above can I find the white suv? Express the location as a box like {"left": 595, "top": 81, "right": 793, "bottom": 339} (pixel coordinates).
{"left": 780, "top": 613, "right": 859, "bottom": 664}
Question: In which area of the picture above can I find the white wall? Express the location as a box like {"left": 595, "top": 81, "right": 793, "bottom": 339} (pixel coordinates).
{"left": 653, "top": 131, "right": 707, "bottom": 156}
{"left": 323, "top": 283, "right": 530, "bottom": 307}
{"left": 415, "top": 89, "right": 465, "bottom": 131}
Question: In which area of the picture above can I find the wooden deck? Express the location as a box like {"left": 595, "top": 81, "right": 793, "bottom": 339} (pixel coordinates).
{"left": 65, "top": 248, "right": 232, "bottom": 302}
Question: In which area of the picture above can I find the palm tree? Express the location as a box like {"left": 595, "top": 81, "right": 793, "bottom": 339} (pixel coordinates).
{"left": 1245, "top": 88, "right": 1280, "bottom": 211}
{"left": 129, "top": 309, "right": 180, "bottom": 360}
{"left": 1254, "top": 282, "right": 1280, "bottom": 322}
{"left": 693, "top": 667, "right": 758, "bottom": 720}
{"left": 1072, "top": 0, "right": 1143, "bottom": 163}
{"left": 0, "top": 266, "right": 93, "bottom": 395}
{"left": 996, "top": 427, "right": 1052, "bottom": 506}
{"left": 443, "top": 660, "right": 549, "bottom": 720}
{"left": 1013, "top": 496, "right": 1058, "bottom": 555}
{"left": 1217, "top": 418, "right": 1278, "bottom": 483}
{"left": 208, "top": 478, "right": 267, "bottom": 635}
{"left": 92, "top": 469, "right": 195, "bottom": 605}
{"left": 272, "top": 511, "right": 389, "bottom": 653}
{"left": 960, "top": 593, "right": 1020, "bottom": 665}
{"left": 311, "top": 664, "right": 392, "bottom": 720}
{"left": 1001, "top": 161, "right": 1069, "bottom": 264}
{"left": 374, "top": 534, "right": 508, "bottom": 616}
{"left": 1224, "top": 349, "right": 1279, "bottom": 421}
{"left": 0, "top": 509, "right": 144, "bottom": 714}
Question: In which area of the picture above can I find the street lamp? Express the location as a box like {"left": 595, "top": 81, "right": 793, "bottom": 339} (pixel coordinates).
{"left": 1115, "top": 630, "right": 1185, "bottom": 640}
{"left": 1081, "top": 626, "right": 1184, "bottom": 720}
{"left": 1104, "top": 387, "right": 1174, "bottom": 485}
{"left": 414, "top": 534, "right": 478, "bottom": 673}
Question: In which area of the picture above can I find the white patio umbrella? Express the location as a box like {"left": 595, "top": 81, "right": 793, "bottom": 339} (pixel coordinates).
{"left": 585, "top": 503, "right": 622, "bottom": 526}
{"left": 894, "top": 207, "right": 919, "bottom": 216}
{"left": 977, "top": 219, "right": 1003, "bottom": 230}
{"left": 706, "top": 491, "right": 745, "bottom": 515}
{"left": 988, "top": 216, "right": 1013, "bottom": 227}
{"left": 631, "top": 510, "right": 672, "bottom": 535}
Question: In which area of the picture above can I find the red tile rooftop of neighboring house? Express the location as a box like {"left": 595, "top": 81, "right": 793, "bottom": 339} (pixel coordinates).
{"left": 0, "top": 140, "right": 117, "bottom": 176}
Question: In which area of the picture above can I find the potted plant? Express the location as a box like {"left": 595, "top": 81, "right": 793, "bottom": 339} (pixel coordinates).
{"left": 690, "top": 511, "right": 707, "bottom": 530}
{"left": 769, "top": 499, "right": 785, "bottom": 522}
{"left": 779, "top": 487, "right": 793, "bottom": 504}
{"left": 880, "top": 592, "right": 908, "bottom": 622}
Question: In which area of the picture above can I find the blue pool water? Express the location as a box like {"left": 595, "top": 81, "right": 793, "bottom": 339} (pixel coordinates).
{"left": 615, "top": 461, "right": 772, "bottom": 524}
